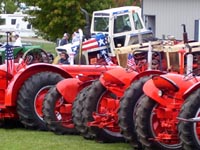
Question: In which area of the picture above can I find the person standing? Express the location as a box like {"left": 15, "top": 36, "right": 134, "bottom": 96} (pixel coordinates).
{"left": 13, "top": 34, "right": 22, "bottom": 47}
{"left": 72, "top": 31, "right": 80, "bottom": 43}
{"left": 59, "top": 33, "right": 69, "bottom": 46}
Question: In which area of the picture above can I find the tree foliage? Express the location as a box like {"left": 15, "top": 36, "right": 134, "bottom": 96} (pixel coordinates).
{"left": 0, "top": 0, "right": 18, "bottom": 14}
{"left": 19, "top": 0, "right": 141, "bottom": 41}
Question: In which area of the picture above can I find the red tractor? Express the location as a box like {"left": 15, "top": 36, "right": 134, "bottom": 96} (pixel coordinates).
{"left": 0, "top": 32, "right": 120, "bottom": 130}
{"left": 131, "top": 43, "right": 200, "bottom": 150}
{"left": 0, "top": 58, "right": 120, "bottom": 130}
{"left": 178, "top": 80, "right": 200, "bottom": 150}
{"left": 118, "top": 25, "right": 200, "bottom": 148}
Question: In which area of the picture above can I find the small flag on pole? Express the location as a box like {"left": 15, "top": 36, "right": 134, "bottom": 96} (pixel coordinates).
{"left": 127, "top": 53, "right": 136, "bottom": 70}
{"left": 5, "top": 44, "right": 14, "bottom": 75}
{"left": 100, "top": 49, "right": 114, "bottom": 66}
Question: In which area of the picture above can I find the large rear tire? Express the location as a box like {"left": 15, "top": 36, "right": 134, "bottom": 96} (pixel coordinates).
{"left": 81, "top": 80, "right": 124, "bottom": 143}
{"left": 17, "top": 71, "right": 64, "bottom": 130}
{"left": 72, "top": 85, "right": 94, "bottom": 139}
{"left": 118, "top": 76, "right": 150, "bottom": 143}
{"left": 135, "top": 95, "right": 182, "bottom": 150}
{"left": 178, "top": 88, "right": 200, "bottom": 150}
{"left": 43, "top": 86, "right": 78, "bottom": 134}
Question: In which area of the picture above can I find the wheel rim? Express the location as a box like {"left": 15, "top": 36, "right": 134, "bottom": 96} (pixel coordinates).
{"left": 150, "top": 104, "right": 181, "bottom": 149}
{"left": 34, "top": 85, "right": 52, "bottom": 120}
{"left": 54, "top": 96, "right": 74, "bottom": 129}
{"left": 96, "top": 90, "right": 122, "bottom": 137}
{"left": 194, "top": 108, "right": 200, "bottom": 145}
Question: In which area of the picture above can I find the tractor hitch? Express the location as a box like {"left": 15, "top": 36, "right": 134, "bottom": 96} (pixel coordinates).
{"left": 87, "top": 112, "right": 118, "bottom": 129}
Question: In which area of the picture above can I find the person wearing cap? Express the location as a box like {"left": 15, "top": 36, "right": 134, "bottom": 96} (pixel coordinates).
{"left": 59, "top": 33, "right": 69, "bottom": 46}
{"left": 13, "top": 34, "right": 22, "bottom": 47}
{"left": 58, "top": 51, "right": 69, "bottom": 64}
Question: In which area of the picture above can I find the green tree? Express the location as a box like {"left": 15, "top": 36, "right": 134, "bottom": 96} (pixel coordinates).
{"left": 19, "top": 0, "right": 115, "bottom": 41}
{"left": 0, "top": 0, "right": 18, "bottom": 14}
{"left": 19, "top": 0, "right": 141, "bottom": 41}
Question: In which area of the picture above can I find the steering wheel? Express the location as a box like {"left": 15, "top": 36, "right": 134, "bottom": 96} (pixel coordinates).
{"left": 22, "top": 48, "right": 50, "bottom": 65}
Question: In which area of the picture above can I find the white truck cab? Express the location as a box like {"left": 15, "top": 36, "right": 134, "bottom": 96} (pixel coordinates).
{"left": 90, "top": 6, "right": 154, "bottom": 56}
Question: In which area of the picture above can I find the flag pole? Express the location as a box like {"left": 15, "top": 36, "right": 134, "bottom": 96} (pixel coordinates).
{"left": 5, "top": 31, "right": 10, "bottom": 86}
{"left": 78, "top": 29, "right": 83, "bottom": 64}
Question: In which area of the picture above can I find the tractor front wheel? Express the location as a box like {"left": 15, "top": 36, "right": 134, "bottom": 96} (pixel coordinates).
{"left": 17, "top": 71, "right": 64, "bottom": 130}
{"left": 178, "top": 88, "right": 200, "bottom": 150}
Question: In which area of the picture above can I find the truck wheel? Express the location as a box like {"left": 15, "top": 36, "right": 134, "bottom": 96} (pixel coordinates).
{"left": 118, "top": 76, "right": 150, "bottom": 144}
{"left": 43, "top": 86, "right": 78, "bottom": 134}
{"left": 178, "top": 88, "right": 200, "bottom": 150}
{"left": 72, "top": 85, "right": 94, "bottom": 139}
{"left": 17, "top": 71, "right": 64, "bottom": 130}
{"left": 135, "top": 95, "right": 182, "bottom": 150}
{"left": 81, "top": 80, "right": 124, "bottom": 143}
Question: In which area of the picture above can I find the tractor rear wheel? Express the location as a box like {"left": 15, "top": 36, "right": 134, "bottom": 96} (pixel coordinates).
{"left": 72, "top": 85, "right": 94, "bottom": 139}
{"left": 17, "top": 71, "right": 64, "bottom": 130}
{"left": 135, "top": 95, "right": 182, "bottom": 150}
{"left": 178, "top": 88, "right": 200, "bottom": 150}
{"left": 81, "top": 80, "right": 124, "bottom": 143}
{"left": 43, "top": 86, "right": 78, "bottom": 134}
{"left": 118, "top": 76, "right": 150, "bottom": 145}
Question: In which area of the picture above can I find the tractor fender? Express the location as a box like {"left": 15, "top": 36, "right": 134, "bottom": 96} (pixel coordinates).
{"left": 130, "top": 70, "right": 165, "bottom": 83}
{"left": 183, "top": 82, "right": 200, "bottom": 99}
{"left": 143, "top": 73, "right": 197, "bottom": 106}
{"left": 143, "top": 78, "right": 170, "bottom": 106}
{"left": 56, "top": 78, "right": 83, "bottom": 104}
{"left": 99, "top": 67, "right": 138, "bottom": 88}
{"left": 5, "top": 63, "right": 72, "bottom": 106}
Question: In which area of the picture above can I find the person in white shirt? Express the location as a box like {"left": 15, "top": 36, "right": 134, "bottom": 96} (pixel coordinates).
{"left": 13, "top": 34, "right": 22, "bottom": 47}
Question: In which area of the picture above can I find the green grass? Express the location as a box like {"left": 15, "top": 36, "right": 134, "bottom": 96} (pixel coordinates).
{"left": 0, "top": 36, "right": 57, "bottom": 55}
{"left": 28, "top": 41, "right": 57, "bottom": 55}
{"left": 0, "top": 128, "right": 133, "bottom": 150}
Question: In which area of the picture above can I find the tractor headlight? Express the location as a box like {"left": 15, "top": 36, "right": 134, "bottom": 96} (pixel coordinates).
{"left": 158, "top": 90, "right": 163, "bottom": 97}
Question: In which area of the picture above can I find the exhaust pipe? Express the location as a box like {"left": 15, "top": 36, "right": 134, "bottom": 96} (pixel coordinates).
{"left": 182, "top": 24, "right": 188, "bottom": 44}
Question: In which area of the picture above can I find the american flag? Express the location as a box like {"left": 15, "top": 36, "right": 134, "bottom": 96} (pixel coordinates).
{"left": 5, "top": 44, "right": 14, "bottom": 75}
{"left": 100, "top": 50, "right": 114, "bottom": 66}
{"left": 127, "top": 53, "right": 136, "bottom": 70}
{"left": 82, "top": 33, "right": 107, "bottom": 51}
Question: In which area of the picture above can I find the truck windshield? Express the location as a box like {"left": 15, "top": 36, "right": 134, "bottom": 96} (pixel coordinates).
{"left": 114, "top": 14, "right": 131, "bottom": 33}
{"left": 132, "top": 13, "right": 143, "bottom": 30}
{"left": 94, "top": 17, "right": 109, "bottom": 32}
